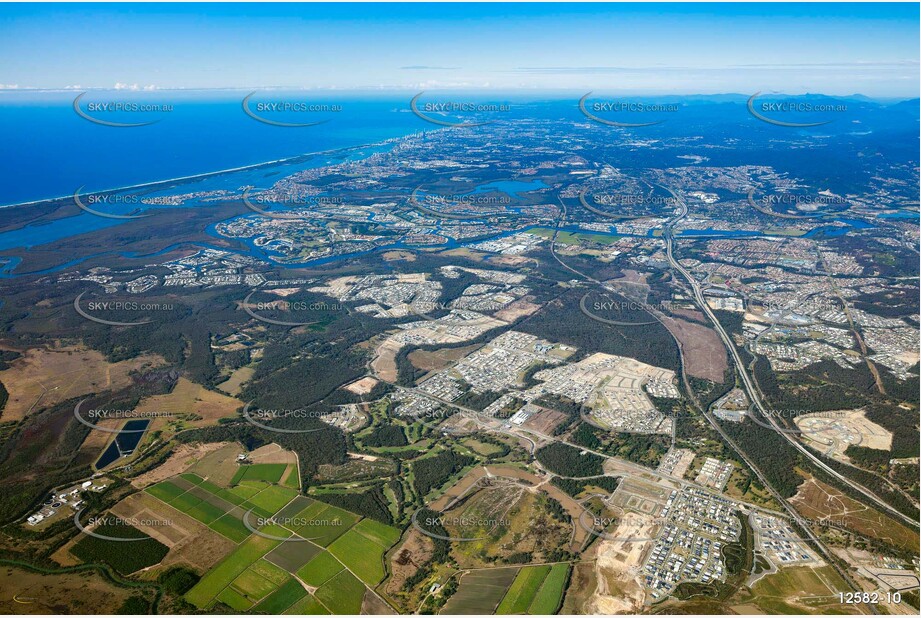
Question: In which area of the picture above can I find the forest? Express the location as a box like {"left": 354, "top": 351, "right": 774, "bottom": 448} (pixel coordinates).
{"left": 535, "top": 442, "right": 604, "bottom": 478}
{"left": 70, "top": 516, "right": 169, "bottom": 575}
{"left": 515, "top": 288, "right": 680, "bottom": 373}
{"left": 570, "top": 423, "right": 669, "bottom": 468}
{"left": 315, "top": 484, "right": 394, "bottom": 524}
{"left": 411, "top": 450, "right": 475, "bottom": 498}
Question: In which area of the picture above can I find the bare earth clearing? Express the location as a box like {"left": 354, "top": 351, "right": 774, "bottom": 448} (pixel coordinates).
{"left": 0, "top": 344, "right": 165, "bottom": 421}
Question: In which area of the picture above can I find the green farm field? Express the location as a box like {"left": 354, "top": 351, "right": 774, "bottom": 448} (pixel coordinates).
{"left": 291, "top": 502, "right": 360, "bottom": 546}
{"left": 296, "top": 552, "right": 345, "bottom": 588}
{"left": 327, "top": 528, "right": 388, "bottom": 585}
{"left": 496, "top": 565, "right": 552, "bottom": 614}
{"left": 231, "top": 463, "right": 289, "bottom": 484}
{"left": 528, "top": 563, "right": 570, "bottom": 614}
{"left": 283, "top": 594, "right": 331, "bottom": 615}
{"left": 253, "top": 577, "right": 308, "bottom": 613}
{"left": 186, "top": 531, "right": 283, "bottom": 608}
{"left": 181, "top": 490, "right": 401, "bottom": 614}
{"left": 314, "top": 570, "right": 366, "bottom": 615}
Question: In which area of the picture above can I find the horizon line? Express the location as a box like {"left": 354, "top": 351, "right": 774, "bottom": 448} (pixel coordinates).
{"left": 0, "top": 87, "right": 917, "bottom": 102}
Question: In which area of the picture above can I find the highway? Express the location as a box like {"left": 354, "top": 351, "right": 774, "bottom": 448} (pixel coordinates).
{"left": 660, "top": 186, "right": 917, "bottom": 530}
{"left": 387, "top": 191, "right": 906, "bottom": 605}
{"left": 652, "top": 190, "right": 884, "bottom": 604}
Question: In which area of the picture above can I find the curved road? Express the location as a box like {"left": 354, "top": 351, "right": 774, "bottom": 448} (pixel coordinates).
{"left": 550, "top": 190, "right": 874, "bottom": 601}
{"left": 661, "top": 186, "right": 917, "bottom": 530}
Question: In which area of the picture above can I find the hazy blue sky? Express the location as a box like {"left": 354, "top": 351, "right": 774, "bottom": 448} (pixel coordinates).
{"left": 1, "top": 3, "right": 918, "bottom": 96}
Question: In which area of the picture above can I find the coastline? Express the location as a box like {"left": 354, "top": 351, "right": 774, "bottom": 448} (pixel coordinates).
{"left": 0, "top": 133, "right": 415, "bottom": 210}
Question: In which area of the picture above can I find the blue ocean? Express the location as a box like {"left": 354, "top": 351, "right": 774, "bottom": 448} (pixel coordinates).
{"left": 0, "top": 90, "right": 429, "bottom": 207}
